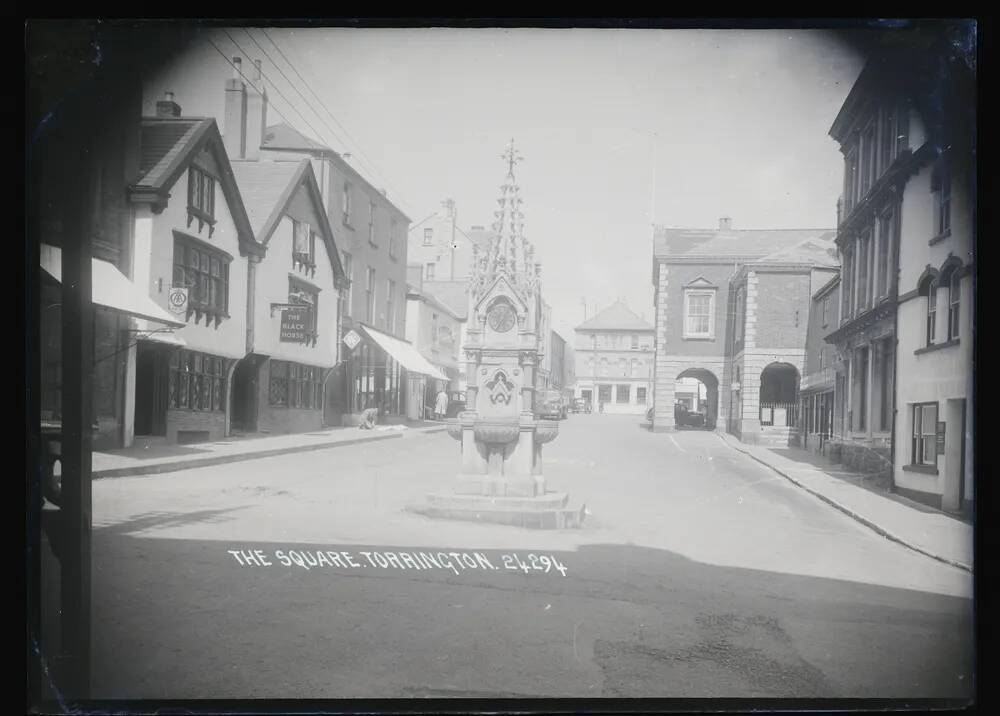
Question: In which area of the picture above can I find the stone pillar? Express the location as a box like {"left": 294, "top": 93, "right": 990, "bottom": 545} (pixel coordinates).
{"left": 652, "top": 262, "right": 675, "bottom": 431}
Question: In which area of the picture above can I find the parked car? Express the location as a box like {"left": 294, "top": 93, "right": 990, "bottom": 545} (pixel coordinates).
{"left": 536, "top": 389, "right": 566, "bottom": 420}
{"left": 675, "top": 403, "right": 707, "bottom": 428}
{"left": 572, "top": 398, "right": 591, "bottom": 414}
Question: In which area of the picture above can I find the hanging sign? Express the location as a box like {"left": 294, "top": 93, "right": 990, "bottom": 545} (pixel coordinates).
{"left": 343, "top": 329, "right": 362, "bottom": 351}
{"left": 280, "top": 306, "right": 309, "bottom": 343}
{"left": 168, "top": 287, "right": 188, "bottom": 315}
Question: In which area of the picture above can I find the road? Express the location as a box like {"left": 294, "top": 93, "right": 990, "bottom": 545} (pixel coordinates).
{"left": 87, "top": 414, "right": 973, "bottom": 699}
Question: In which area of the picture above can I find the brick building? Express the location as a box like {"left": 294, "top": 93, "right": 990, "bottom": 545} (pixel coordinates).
{"left": 650, "top": 218, "right": 837, "bottom": 442}
{"left": 574, "top": 301, "right": 655, "bottom": 415}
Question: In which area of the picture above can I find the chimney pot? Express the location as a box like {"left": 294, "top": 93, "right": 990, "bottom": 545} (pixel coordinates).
{"left": 253, "top": 59, "right": 262, "bottom": 82}
{"left": 719, "top": 217, "right": 733, "bottom": 231}
{"left": 156, "top": 91, "right": 182, "bottom": 118}
{"left": 232, "top": 56, "right": 242, "bottom": 78}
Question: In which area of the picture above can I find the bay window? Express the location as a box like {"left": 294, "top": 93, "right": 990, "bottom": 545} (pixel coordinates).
{"left": 172, "top": 233, "right": 230, "bottom": 325}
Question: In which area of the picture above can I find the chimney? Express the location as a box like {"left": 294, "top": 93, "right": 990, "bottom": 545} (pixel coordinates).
{"left": 244, "top": 59, "right": 267, "bottom": 161}
{"left": 156, "top": 91, "right": 181, "bottom": 118}
{"left": 471, "top": 225, "right": 484, "bottom": 230}
{"left": 223, "top": 56, "right": 247, "bottom": 160}
{"left": 719, "top": 217, "right": 733, "bottom": 231}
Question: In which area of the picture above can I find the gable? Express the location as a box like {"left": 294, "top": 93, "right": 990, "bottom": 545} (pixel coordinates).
{"left": 683, "top": 276, "right": 718, "bottom": 289}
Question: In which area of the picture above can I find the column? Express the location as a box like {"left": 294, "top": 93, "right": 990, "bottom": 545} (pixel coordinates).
{"left": 652, "top": 263, "right": 675, "bottom": 431}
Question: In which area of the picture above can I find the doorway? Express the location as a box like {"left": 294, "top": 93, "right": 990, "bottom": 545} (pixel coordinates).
{"left": 134, "top": 342, "right": 169, "bottom": 436}
{"left": 231, "top": 356, "right": 260, "bottom": 433}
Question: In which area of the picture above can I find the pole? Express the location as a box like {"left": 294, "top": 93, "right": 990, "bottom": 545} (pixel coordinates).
{"left": 450, "top": 202, "right": 457, "bottom": 281}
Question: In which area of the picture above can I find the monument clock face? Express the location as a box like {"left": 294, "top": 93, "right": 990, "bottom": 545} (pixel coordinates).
{"left": 487, "top": 303, "right": 516, "bottom": 333}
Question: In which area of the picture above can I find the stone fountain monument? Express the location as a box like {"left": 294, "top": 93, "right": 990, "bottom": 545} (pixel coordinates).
{"left": 407, "top": 141, "right": 585, "bottom": 529}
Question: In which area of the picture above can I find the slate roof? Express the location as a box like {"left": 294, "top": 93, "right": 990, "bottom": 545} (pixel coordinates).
{"left": 134, "top": 116, "right": 258, "bottom": 254}
{"left": 754, "top": 238, "right": 840, "bottom": 267}
{"left": 654, "top": 227, "right": 837, "bottom": 260}
{"left": 421, "top": 280, "right": 471, "bottom": 320}
{"left": 230, "top": 158, "right": 346, "bottom": 283}
{"left": 575, "top": 301, "right": 654, "bottom": 332}
{"left": 262, "top": 122, "right": 333, "bottom": 154}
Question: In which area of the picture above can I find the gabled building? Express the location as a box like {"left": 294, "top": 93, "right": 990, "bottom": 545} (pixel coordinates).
{"left": 404, "top": 272, "right": 462, "bottom": 419}
{"left": 651, "top": 218, "right": 837, "bottom": 441}
{"left": 574, "top": 301, "right": 655, "bottom": 415}
{"left": 826, "top": 44, "right": 974, "bottom": 513}
{"left": 230, "top": 157, "right": 347, "bottom": 434}
{"left": 124, "top": 97, "right": 262, "bottom": 446}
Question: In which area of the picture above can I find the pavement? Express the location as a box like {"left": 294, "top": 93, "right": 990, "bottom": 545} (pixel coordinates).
{"left": 91, "top": 421, "right": 448, "bottom": 478}
{"left": 74, "top": 413, "right": 973, "bottom": 700}
{"left": 715, "top": 431, "right": 973, "bottom": 573}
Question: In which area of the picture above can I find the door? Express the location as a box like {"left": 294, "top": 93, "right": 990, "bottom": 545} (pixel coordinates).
{"left": 231, "top": 357, "right": 259, "bottom": 433}
{"left": 134, "top": 343, "right": 168, "bottom": 436}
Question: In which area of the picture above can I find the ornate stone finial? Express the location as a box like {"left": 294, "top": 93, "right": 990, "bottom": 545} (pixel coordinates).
{"left": 478, "top": 139, "right": 535, "bottom": 299}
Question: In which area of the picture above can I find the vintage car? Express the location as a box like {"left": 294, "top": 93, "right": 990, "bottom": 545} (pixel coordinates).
{"left": 536, "top": 389, "right": 567, "bottom": 420}
{"left": 572, "top": 398, "right": 591, "bottom": 414}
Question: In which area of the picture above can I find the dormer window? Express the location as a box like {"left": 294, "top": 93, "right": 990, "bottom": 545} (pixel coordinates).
{"left": 292, "top": 219, "right": 316, "bottom": 276}
{"left": 187, "top": 166, "right": 216, "bottom": 236}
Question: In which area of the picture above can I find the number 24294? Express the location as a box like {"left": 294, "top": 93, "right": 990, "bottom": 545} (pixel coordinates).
{"left": 501, "top": 553, "right": 568, "bottom": 576}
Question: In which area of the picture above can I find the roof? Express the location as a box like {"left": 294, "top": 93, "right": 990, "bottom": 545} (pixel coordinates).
{"left": 261, "top": 123, "right": 411, "bottom": 223}
{"left": 262, "top": 122, "right": 332, "bottom": 154}
{"left": 421, "top": 280, "right": 470, "bottom": 320}
{"left": 230, "top": 158, "right": 346, "bottom": 284}
{"left": 133, "top": 116, "right": 259, "bottom": 256}
{"left": 407, "top": 283, "right": 464, "bottom": 321}
{"left": 575, "top": 301, "right": 654, "bottom": 332}
{"left": 654, "top": 226, "right": 837, "bottom": 260}
{"left": 754, "top": 238, "right": 840, "bottom": 268}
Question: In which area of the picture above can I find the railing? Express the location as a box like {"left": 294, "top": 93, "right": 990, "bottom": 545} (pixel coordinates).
{"left": 760, "top": 402, "right": 798, "bottom": 428}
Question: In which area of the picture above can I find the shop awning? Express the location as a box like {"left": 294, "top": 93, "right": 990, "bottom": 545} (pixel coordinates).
{"left": 40, "top": 243, "right": 185, "bottom": 328}
{"left": 359, "top": 325, "right": 449, "bottom": 382}
{"left": 136, "top": 328, "right": 187, "bottom": 347}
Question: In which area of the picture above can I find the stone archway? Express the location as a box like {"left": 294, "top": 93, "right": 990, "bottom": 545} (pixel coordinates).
{"left": 676, "top": 367, "right": 720, "bottom": 429}
{"left": 759, "top": 362, "right": 800, "bottom": 427}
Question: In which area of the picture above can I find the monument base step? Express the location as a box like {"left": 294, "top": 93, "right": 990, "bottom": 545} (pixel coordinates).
{"left": 406, "top": 495, "right": 586, "bottom": 530}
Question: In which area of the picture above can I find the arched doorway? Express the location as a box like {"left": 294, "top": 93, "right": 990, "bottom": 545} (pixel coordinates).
{"left": 675, "top": 368, "right": 719, "bottom": 429}
{"left": 759, "top": 362, "right": 799, "bottom": 428}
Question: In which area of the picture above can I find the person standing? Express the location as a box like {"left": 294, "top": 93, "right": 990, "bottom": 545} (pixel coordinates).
{"left": 434, "top": 388, "right": 449, "bottom": 420}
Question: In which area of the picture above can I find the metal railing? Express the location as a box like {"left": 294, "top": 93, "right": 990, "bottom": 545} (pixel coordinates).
{"left": 760, "top": 402, "right": 798, "bottom": 428}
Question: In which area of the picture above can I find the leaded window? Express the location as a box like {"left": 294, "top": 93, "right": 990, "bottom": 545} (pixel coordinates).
{"left": 169, "top": 349, "right": 226, "bottom": 412}
{"left": 172, "top": 235, "right": 230, "bottom": 325}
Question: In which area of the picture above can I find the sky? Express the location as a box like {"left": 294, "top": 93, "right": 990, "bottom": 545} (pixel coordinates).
{"left": 144, "top": 27, "right": 866, "bottom": 339}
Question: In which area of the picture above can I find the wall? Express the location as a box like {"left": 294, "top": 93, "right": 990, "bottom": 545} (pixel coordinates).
{"left": 253, "top": 214, "right": 339, "bottom": 368}
{"left": 754, "top": 271, "right": 812, "bottom": 349}
{"left": 660, "top": 262, "right": 736, "bottom": 357}
{"left": 256, "top": 358, "right": 323, "bottom": 434}
{"left": 803, "top": 279, "right": 840, "bottom": 383}
{"left": 136, "top": 166, "right": 247, "bottom": 360}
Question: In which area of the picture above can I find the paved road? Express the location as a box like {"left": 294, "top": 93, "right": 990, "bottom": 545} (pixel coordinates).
{"left": 88, "top": 415, "right": 973, "bottom": 699}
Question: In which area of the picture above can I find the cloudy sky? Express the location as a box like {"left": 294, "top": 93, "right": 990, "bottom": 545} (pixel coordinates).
{"left": 144, "top": 27, "right": 866, "bottom": 338}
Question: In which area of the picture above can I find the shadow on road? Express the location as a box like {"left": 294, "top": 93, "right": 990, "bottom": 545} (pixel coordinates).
{"left": 78, "top": 513, "right": 975, "bottom": 702}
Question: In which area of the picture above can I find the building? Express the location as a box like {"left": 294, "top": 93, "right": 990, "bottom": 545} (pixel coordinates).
{"left": 651, "top": 219, "right": 838, "bottom": 439}
{"left": 405, "top": 271, "right": 463, "bottom": 419}
{"left": 574, "top": 301, "right": 655, "bottom": 415}
{"left": 408, "top": 202, "right": 492, "bottom": 282}
{"left": 798, "top": 272, "right": 841, "bottom": 454}
{"left": 124, "top": 100, "right": 263, "bottom": 445}
{"left": 826, "top": 47, "right": 974, "bottom": 513}
{"left": 549, "top": 330, "right": 567, "bottom": 390}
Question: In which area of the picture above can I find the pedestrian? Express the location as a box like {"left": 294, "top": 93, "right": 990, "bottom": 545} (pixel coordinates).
{"left": 435, "top": 388, "right": 449, "bottom": 420}
{"left": 359, "top": 397, "right": 378, "bottom": 430}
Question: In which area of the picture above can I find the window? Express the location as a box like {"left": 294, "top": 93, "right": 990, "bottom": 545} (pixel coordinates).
{"left": 684, "top": 291, "right": 714, "bottom": 338}
{"left": 879, "top": 105, "right": 897, "bottom": 174}
{"left": 734, "top": 287, "right": 745, "bottom": 342}
{"left": 860, "top": 121, "right": 877, "bottom": 197}
{"left": 386, "top": 280, "right": 396, "bottom": 333}
{"left": 389, "top": 219, "right": 398, "bottom": 259}
{"left": 368, "top": 199, "right": 377, "bottom": 245}
{"left": 636, "top": 387, "right": 647, "bottom": 405}
{"left": 911, "top": 402, "right": 938, "bottom": 467}
{"left": 857, "top": 230, "right": 871, "bottom": 311}
{"left": 841, "top": 248, "right": 853, "bottom": 321}
{"left": 169, "top": 350, "right": 225, "bottom": 412}
{"left": 341, "top": 253, "right": 352, "bottom": 316}
{"left": 187, "top": 166, "right": 216, "bottom": 228}
{"left": 292, "top": 220, "right": 315, "bottom": 272}
{"left": 431, "top": 313, "right": 439, "bottom": 346}
{"left": 926, "top": 279, "right": 937, "bottom": 345}
{"left": 269, "top": 360, "right": 323, "bottom": 410}
{"left": 844, "top": 148, "right": 859, "bottom": 214}
{"left": 599, "top": 357, "right": 609, "bottom": 377}
{"left": 876, "top": 209, "right": 892, "bottom": 299}
{"left": 366, "top": 267, "right": 376, "bottom": 324}
{"left": 423, "top": 228, "right": 434, "bottom": 246}
{"left": 631, "top": 334, "right": 639, "bottom": 349}
{"left": 856, "top": 347, "right": 869, "bottom": 431}
{"left": 934, "top": 163, "right": 952, "bottom": 237}
{"left": 342, "top": 183, "right": 352, "bottom": 224}
{"left": 616, "top": 384, "right": 630, "bottom": 404}
{"left": 598, "top": 384, "right": 612, "bottom": 404}
{"left": 631, "top": 359, "right": 640, "bottom": 377}
{"left": 948, "top": 272, "right": 961, "bottom": 340}
{"left": 172, "top": 235, "right": 230, "bottom": 324}
{"left": 425, "top": 263, "right": 435, "bottom": 281}
{"left": 879, "top": 338, "right": 894, "bottom": 431}
{"left": 289, "top": 277, "right": 319, "bottom": 343}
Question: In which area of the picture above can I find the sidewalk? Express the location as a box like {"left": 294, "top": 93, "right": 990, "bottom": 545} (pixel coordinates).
{"left": 716, "top": 432, "right": 973, "bottom": 573}
{"left": 93, "top": 421, "right": 448, "bottom": 479}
